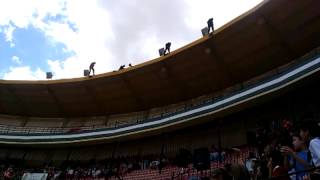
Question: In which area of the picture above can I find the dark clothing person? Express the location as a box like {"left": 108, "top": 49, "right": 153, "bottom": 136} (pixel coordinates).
{"left": 270, "top": 151, "right": 290, "bottom": 180}
{"left": 225, "top": 164, "right": 250, "bottom": 180}
{"left": 164, "top": 42, "right": 171, "bottom": 55}
{"left": 207, "top": 18, "right": 214, "bottom": 34}
{"left": 119, "top": 65, "right": 125, "bottom": 70}
{"left": 89, "top": 62, "right": 96, "bottom": 76}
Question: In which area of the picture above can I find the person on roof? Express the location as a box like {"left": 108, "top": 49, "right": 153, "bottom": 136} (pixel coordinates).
{"left": 89, "top": 62, "right": 96, "bottom": 76}
{"left": 207, "top": 18, "right": 214, "bottom": 34}
{"left": 164, "top": 42, "right": 171, "bottom": 55}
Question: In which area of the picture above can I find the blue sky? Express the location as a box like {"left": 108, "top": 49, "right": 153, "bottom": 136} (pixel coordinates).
{"left": 0, "top": 0, "right": 262, "bottom": 80}
{"left": 0, "top": 25, "right": 72, "bottom": 72}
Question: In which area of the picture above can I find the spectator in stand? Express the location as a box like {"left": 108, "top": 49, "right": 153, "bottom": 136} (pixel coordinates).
{"left": 3, "top": 167, "right": 14, "bottom": 180}
{"left": 268, "top": 151, "right": 290, "bottom": 180}
{"left": 66, "top": 167, "right": 74, "bottom": 179}
{"left": 256, "top": 123, "right": 269, "bottom": 157}
{"left": 283, "top": 119, "right": 293, "bottom": 132}
{"left": 221, "top": 149, "right": 226, "bottom": 162}
{"left": 47, "top": 167, "right": 55, "bottom": 180}
{"left": 210, "top": 146, "right": 219, "bottom": 162}
{"left": 210, "top": 168, "right": 233, "bottom": 180}
{"left": 281, "top": 133, "right": 310, "bottom": 180}
{"left": 245, "top": 152, "right": 257, "bottom": 177}
{"left": 299, "top": 120, "right": 320, "bottom": 178}
{"left": 225, "top": 163, "right": 250, "bottom": 180}
{"left": 150, "top": 160, "right": 160, "bottom": 169}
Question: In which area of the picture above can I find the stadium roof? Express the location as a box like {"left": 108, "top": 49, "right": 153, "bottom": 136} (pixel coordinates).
{"left": 0, "top": 0, "right": 319, "bottom": 118}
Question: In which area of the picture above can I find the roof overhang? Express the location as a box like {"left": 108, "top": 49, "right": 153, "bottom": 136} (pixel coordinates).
{"left": 1, "top": 0, "right": 320, "bottom": 117}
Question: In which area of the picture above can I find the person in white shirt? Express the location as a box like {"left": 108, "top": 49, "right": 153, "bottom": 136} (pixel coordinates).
{"left": 299, "top": 120, "right": 320, "bottom": 166}
{"left": 299, "top": 120, "right": 320, "bottom": 179}
{"left": 309, "top": 138, "right": 320, "bottom": 166}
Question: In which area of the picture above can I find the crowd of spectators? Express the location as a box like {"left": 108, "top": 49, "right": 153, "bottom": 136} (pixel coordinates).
{"left": 174, "top": 118, "right": 320, "bottom": 180}
{"left": 224, "top": 118, "right": 320, "bottom": 180}
{"left": 0, "top": 154, "right": 170, "bottom": 180}
{"left": 1, "top": 118, "right": 319, "bottom": 180}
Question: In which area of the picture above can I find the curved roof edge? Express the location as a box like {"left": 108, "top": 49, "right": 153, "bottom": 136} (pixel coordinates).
{"left": 0, "top": 0, "right": 268, "bottom": 85}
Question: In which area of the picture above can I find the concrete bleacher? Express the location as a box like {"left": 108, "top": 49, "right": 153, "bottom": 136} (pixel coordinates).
{"left": 0, "top": 93, "right": 212, "bottom": 135}
{"left": 107, "top": 167, "right": 179, "bottom": 180}
{"left": 0, "top": 115, "right": 26, "bottom": 126}
{"left": 25, "top": 117, "right": 64, "bottom": 128}
{"left": 107, "top": 146, "right": 257, "bottom": 180}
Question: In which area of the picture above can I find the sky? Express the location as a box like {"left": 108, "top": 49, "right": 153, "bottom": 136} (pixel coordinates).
{"left": 0, "top": 0, "right": 263, "bottom": 80}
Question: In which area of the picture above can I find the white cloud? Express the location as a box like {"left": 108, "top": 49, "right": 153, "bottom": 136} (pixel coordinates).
{"left": 30, "top": 0, "right": 116, "bottom": 78}
{"left": 47, "top": 57, "right": 86, "bottom": 79}
{"left": 0, "top": 0, "right": 66, "bottom": 28}
{"left": 185, "top": 0, "right": 264, "bottom": 31}
{"left": 4, "top": 24, "right": 15, "bottom": 42}
{"left": 1, "top": 24, "right": 16, "bottom": 47}
{"left": 98, "top": 0, "right": 194, "bottom": 64}
{"left": 11, "top": 56, "right": 22, "bottom": 65}
{"left": 3, "top": 66, "right": 45, "bottom": 80}
{"left": 37, "top": 0, "right": 263, "bottom": 80}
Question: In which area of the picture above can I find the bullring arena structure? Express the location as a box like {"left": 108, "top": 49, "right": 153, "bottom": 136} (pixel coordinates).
{"left": 1, "top": 0, "right": 320, "bottom": 179}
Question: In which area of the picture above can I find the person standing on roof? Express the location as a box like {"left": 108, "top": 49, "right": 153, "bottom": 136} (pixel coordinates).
{"left": 89, "top": 62, "right": 96, "bottom": 76}
{"left": 164, "top": 42, "right": 171, "bottom": 55}
{"left": 207, "top": 18, "right": 214, "bottom": 34}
